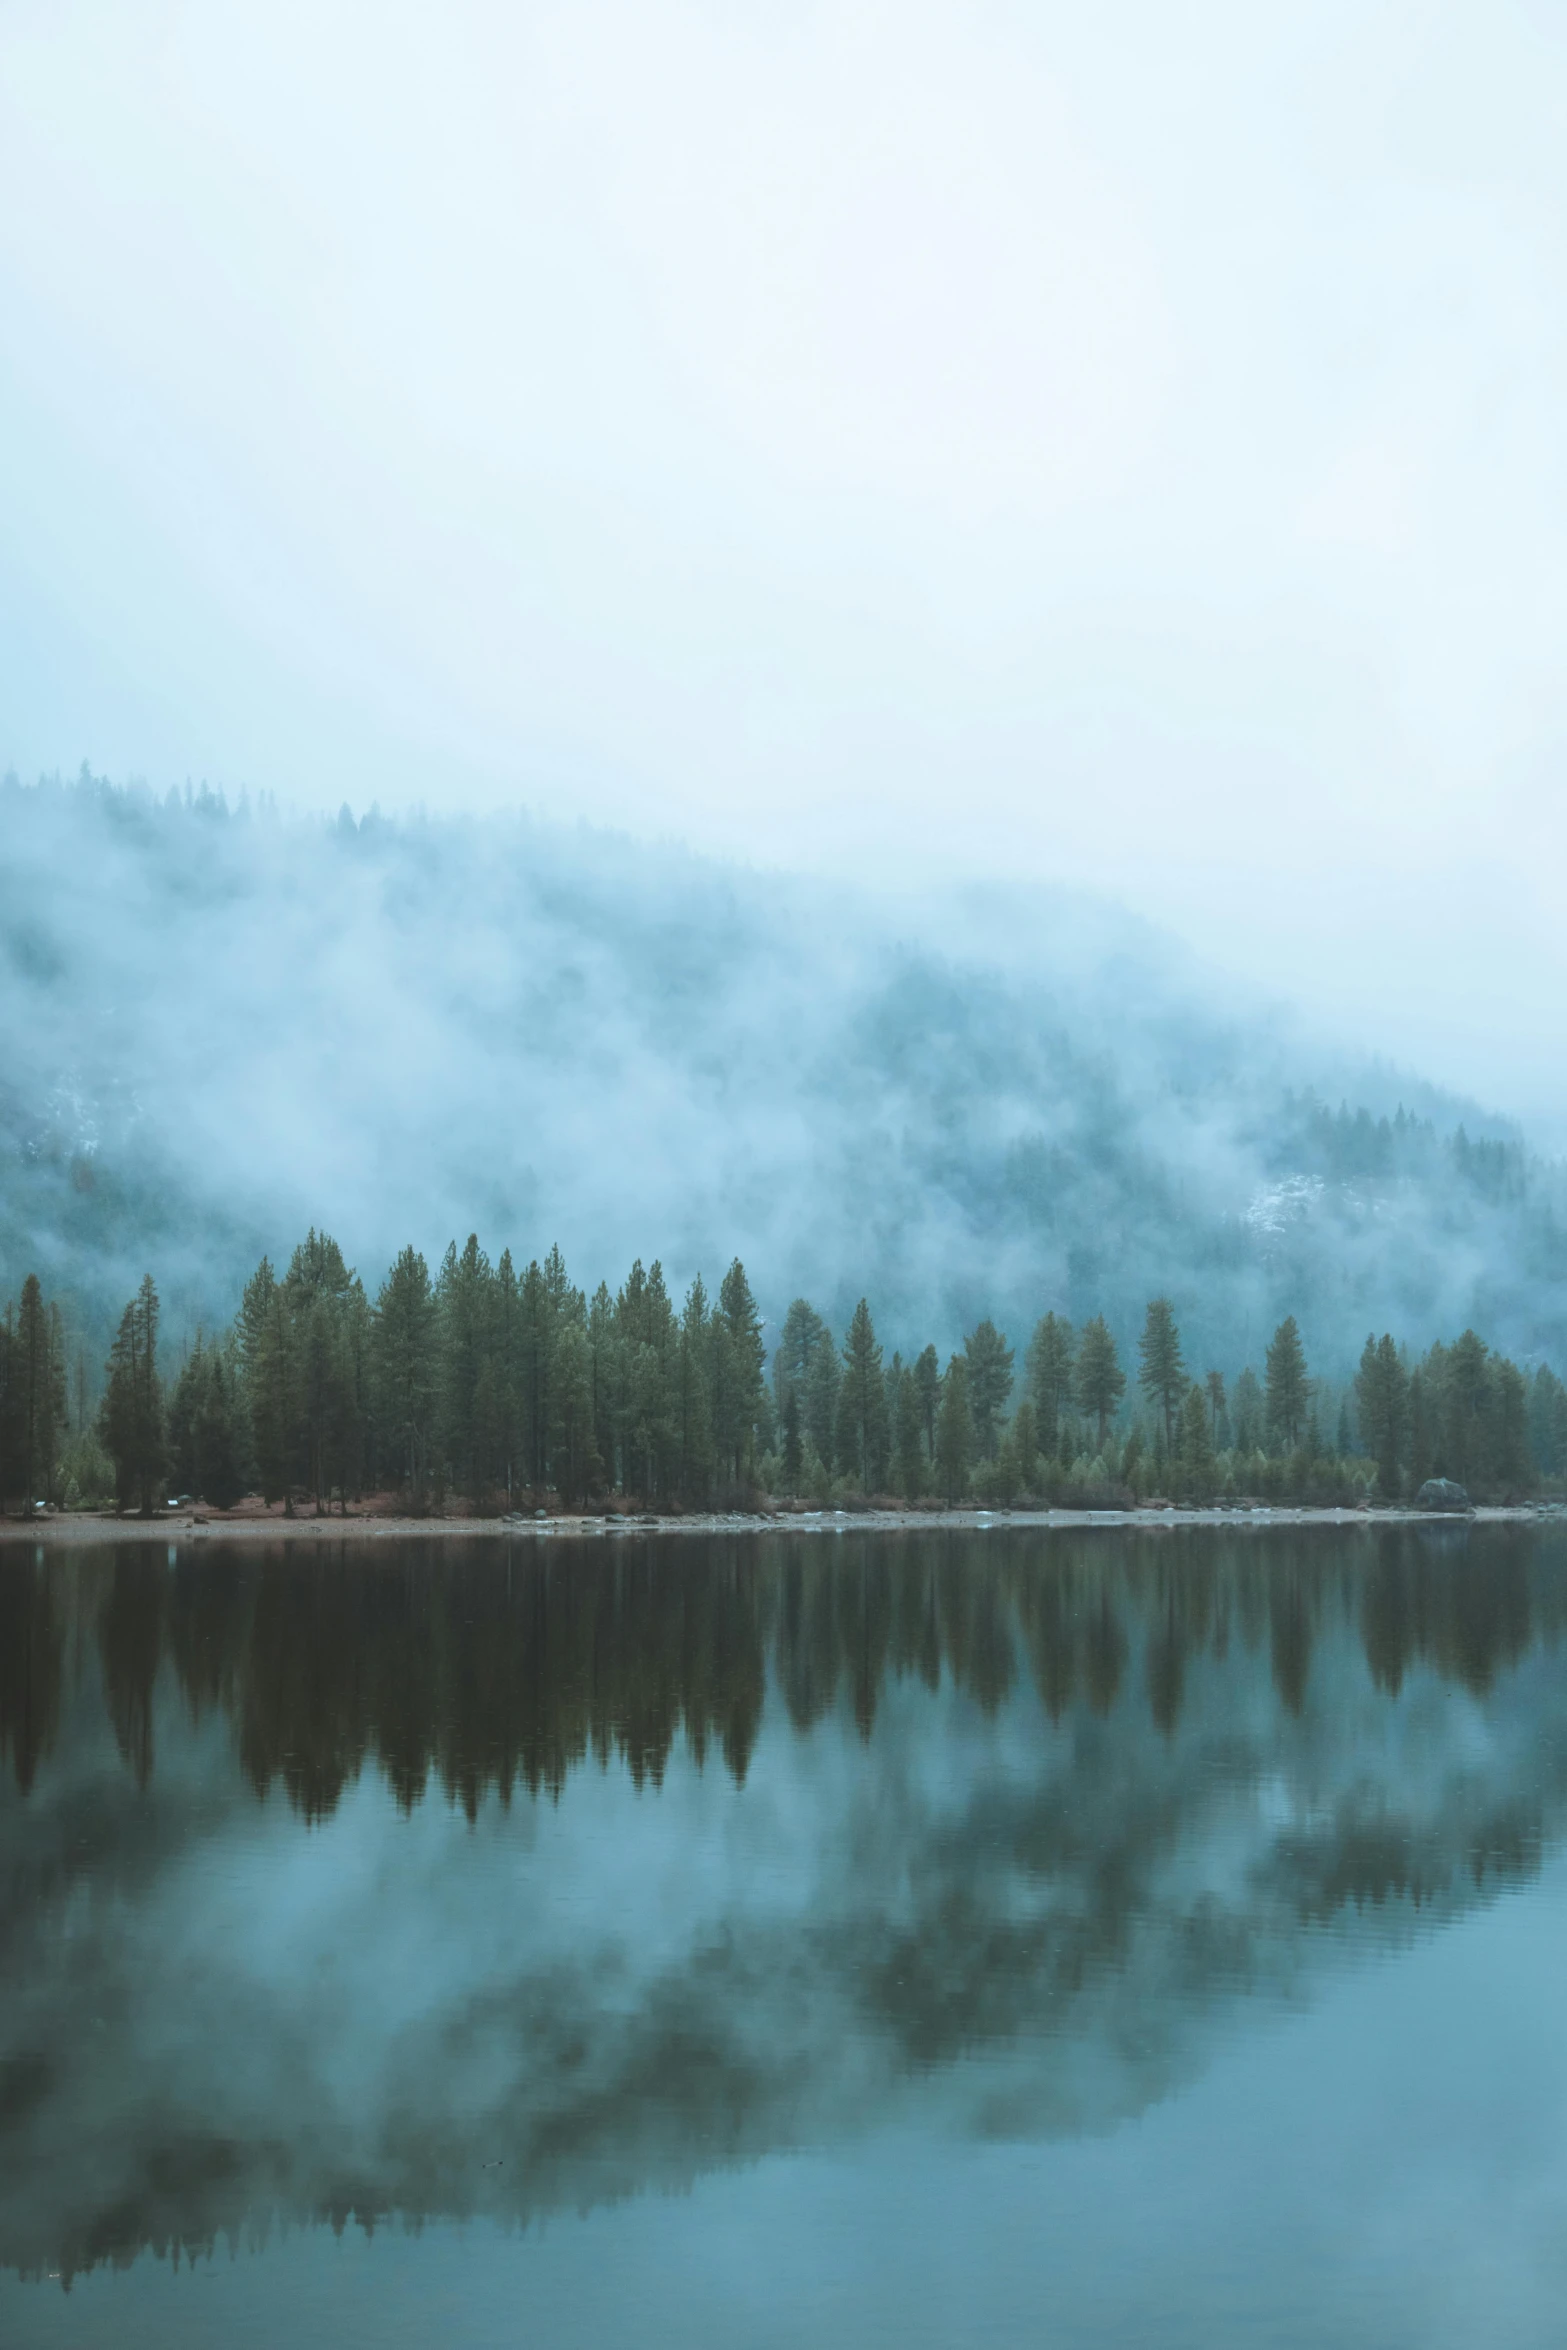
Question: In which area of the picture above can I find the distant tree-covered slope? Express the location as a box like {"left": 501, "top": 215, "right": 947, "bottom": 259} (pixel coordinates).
{"left": 2, "top": 770, "right": 1563, "bottom": 1372}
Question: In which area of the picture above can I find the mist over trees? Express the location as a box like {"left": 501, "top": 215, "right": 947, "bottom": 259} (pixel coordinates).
{"left": 5, "top": 773, "right": 1567, "bottom": 1400}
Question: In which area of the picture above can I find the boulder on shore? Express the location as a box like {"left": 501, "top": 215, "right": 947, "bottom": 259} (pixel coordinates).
{"left": 1416, "top": 1477, "right": 1470, "bottom": 1512}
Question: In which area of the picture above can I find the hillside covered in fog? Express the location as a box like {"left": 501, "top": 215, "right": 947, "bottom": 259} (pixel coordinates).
{"left": 2, "top": 772, "right": 1563, "bottom": 1376}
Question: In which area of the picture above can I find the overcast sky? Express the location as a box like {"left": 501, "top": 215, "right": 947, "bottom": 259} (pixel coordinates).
{"left": 1, "top": 1, "right": 1563, "bottom": 1131}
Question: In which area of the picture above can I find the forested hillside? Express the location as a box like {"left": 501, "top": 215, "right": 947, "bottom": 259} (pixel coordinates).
{"left": 3, "top": 771, "right": 1565, "bottom": 1386}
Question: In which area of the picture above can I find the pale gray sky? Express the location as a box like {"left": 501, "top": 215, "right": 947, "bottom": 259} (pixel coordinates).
{"left": 2, "top": 1, "right": 1564, "bottom": 1129}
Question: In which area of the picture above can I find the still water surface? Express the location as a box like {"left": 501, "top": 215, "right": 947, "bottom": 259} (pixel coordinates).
{"left": 4, "top": 1526, "right": 1567, "bottom": 2345}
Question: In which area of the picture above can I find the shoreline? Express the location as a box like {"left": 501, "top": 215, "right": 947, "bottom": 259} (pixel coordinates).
{"left": 5, "top": 1502, "right": 1562, "bottom": 1545}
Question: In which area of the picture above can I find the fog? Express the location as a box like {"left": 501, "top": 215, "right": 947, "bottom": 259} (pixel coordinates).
{"left": 2, "top": 775, "right": 1563, "bottom": 1381}
{"left": 2, "top": 2, "right": 1566, "bottom": 1129}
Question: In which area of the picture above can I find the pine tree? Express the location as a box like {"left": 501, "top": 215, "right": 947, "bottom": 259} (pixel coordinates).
{"left": 15, "top": 1275, "right": 64, "bottom": 1505}
{"left": 935, "top": 1356, "right": 973, "bottom": 1503}
{"left": 883, "top": 1349, "right": 903, "bottom": 1463}
{"left": 286, "top": 1231, "right": 359, "bottom": 1513}
{"left": 804, "top": 1324, "right": 842, "bottom": 1475}
{"left": 893, "top": 1365, "right": 925, "bottom": 1500}
{"left": 544, "top": 1270, "right": 591, "bottom": 1498}
{"left": 1443, "top": 1329, "right": 1491, "bottom": 1490}
{"left": 836, "top": 1298, "right": 889, "bottom": 1491}
{"left": 1408, "top": 1368, "right": 1433, "bottom": 1491}
{"left": 1494, "top": 1359, "right": 1532, "bottom": 1495}
{"left": 1026, "top": 1314, "right": 1076, "bottom": 1445}
{"left": 1531, "top": 1366, "right": 1567, "bottom": 1480}
{"left": 644, "top": 1260, "right": 680, "bottom": 1498}
{"left": 517, "top": 1243, "right": 582, "bottom": 1495}
{"left": 962, "top": 1319, "right": 1014, "bottom": 1461}
{"left": 1264, "top": 1316, "right": 1309, "bottom": 1453}
{"left": 239, "top": 1257, "right": 294, "bottom": 1508}
{"left": 0, "top": 1312, "right": 20, "bottom": 1508}
{"left": 493, "top": 1249, "right": 524, "bottom": 1503}
{"left": 1355, "top": 1334, "right": 1407, "bottom": 1500}
{"left": 197, "top": 1352, "right": 245, "bottom": 1508}
{"left": 1010, "top": 1396, "right": 1039, "bottom": 1495}
{"left": 912, "top": 1345, "right": 940, "bottom": 1461}
{"left": 590, "top": 1276, "right": 622, "bottom": 1491}
{"left": 552, "top": 1319, "right": 602, "bottom": 1506}
{"left": 167, "top": 1338, "right": 206, "bottom": 1497}
{"left": 169, "top": 1339, "right": 247, "bottom": 1508}
{"left": 608, "top": 1258, "right": 678, "bottom": 1504}
{"left": 774, "top": 1300, "right": 831, "bottom": 1418}
{"left": 1138, "top": 1299, "right": 1185, "bottom": 1453}
{"left": 714, "top": 1259, "right": 765, "bottom": 1491}
{"left": 1178, "top": 1381, "right": 1216, "bottom": 1502}
{"left": 518, "top": 1256, "right": 555, "bottom": 1492}
{"left": 437, "top": 1233, "right": 497, "bottom": 1504}
{"left": 754, "top": 1370, "right": 779, "bottom": 1465}
{"left": 1074, "top": 1315, "right": 1125, "bottom": 1449}
{"left": 781, "top": 1386, "right": 804, "bottom": 1491}
{"left": 1206, "top": 1370, "right": 1227, "bottom": 1447}
{"left": 100, "top": 1276, "right": 164, "bottom": 1515}
{"left": 677, "top": 1274, "right": 715, "bottom": 1505}
{"left": 340, "top": 1279, "right": 372, "bottom": 1506}
{"left": 373, "top": 1246, "right": 438, "bottom": 1500}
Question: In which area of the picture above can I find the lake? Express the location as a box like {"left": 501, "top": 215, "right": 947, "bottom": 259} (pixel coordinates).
{"left": 3, "top": 1525, "right": 1567, "bottom": 2347}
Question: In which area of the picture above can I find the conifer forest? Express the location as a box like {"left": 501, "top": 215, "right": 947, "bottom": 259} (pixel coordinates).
{"left": 3, "top": 1232, "right": 1562, "bottom": 1518}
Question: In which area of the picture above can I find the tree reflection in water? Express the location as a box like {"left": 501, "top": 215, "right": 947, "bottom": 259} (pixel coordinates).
{"left": 0, "top": 1524, "right": 1561, "bottom": 2288}
{"left": 5, "top": 1528, "right": 1546, "bottom": 1816}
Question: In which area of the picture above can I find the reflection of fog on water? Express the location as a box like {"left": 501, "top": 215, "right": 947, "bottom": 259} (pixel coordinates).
{"left": 1, "top": 1525, "right": 1563, "bottom": 2284}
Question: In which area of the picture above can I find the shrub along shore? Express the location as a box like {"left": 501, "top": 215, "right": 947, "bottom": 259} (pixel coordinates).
{"left": 3, "top": 1231, "right": 1564, "bottom": 1519}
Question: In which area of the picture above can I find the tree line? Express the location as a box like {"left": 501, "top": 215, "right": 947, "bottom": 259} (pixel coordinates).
{"left": 3, "top": 1234, "right": 1566, "bottom": 1514}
